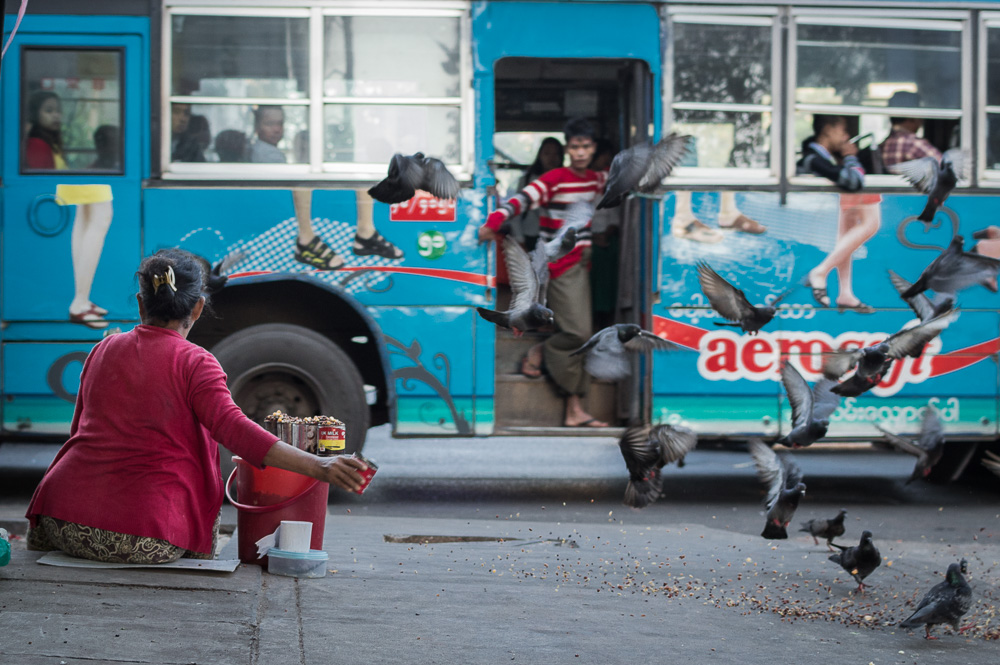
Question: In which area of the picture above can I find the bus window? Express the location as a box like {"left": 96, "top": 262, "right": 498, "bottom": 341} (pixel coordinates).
{"left": 668, "top": 14, "right": 775, "bottom": 177}
{"left": 792, "top": 17, "right": 964, "bottom": 176}
{"left": 20, "top": 48, "right": 123, "bottom": 174}
{"left": 985, "top": 18, "right": 1000, "bottom": 176}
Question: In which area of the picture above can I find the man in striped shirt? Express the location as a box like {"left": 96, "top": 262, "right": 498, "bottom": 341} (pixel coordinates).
{"left": 479, "top": 118, "right": 609, "bottom": 428}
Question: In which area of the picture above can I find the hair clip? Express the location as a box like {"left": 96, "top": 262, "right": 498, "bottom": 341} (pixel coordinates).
{"left": 152, "top": 265, "right": 177, "bottom": 293}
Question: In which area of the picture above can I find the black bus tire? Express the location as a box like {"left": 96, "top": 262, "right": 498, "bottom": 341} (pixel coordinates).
{"left": 211, "top": 324, "right": 370, "bottom": 468}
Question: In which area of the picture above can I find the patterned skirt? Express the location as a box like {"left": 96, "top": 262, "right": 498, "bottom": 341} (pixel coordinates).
{"left": 27, "top": 514, "right": 220, "bottom": 564}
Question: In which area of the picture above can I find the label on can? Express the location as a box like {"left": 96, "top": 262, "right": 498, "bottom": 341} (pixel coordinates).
{"left": 318, "top": 425, "right": 346, "bottom": 454}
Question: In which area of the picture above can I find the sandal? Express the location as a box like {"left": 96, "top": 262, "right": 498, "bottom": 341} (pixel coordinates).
{"left": 69, "top": 304, "right": 108, "bottom": 330}
{"left": 838, "top": 301, "right": 876, "bottom": 314}
{"left": 810, "top": 286, "right": 830, "bottom": 307}
{"left": 354, "top": 230, "right": 404, "bottom": 260}
{"left": 295, "top": 236, "right": 344, "bottom": 271}
{"left": 671, "top": 219, "right": 724, "bottom": 244}
{"left": 719, "top": 214, "right": 767, "bottom": 235}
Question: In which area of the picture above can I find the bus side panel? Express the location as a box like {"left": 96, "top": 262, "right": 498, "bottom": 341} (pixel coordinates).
{"left": 366, "top": 306, "right": 477, "bottom": 436}
{"left": 2, "top": 342, "right": 92, "bottom": 434}
{"left": 143, "top": 188, "right": 489, "bottom": 308}
{"left": 653, "top": 191, "right": 1000, "bottom": 440}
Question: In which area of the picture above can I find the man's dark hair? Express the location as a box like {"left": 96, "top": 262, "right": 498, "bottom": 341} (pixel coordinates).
{"left": 812, "top": 114, "right": 845, "bottom": 137}
{"left": 563, "top": 117, "right": 596, "bottom": 142}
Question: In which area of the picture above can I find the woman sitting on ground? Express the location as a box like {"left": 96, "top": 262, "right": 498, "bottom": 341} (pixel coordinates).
{"left": 25, "top": 249, "right": 367, "bottom": 563}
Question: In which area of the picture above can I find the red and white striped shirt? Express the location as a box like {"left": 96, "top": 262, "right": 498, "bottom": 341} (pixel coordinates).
{"left": 486, "top": 167, "right": 606, "bottom": 279}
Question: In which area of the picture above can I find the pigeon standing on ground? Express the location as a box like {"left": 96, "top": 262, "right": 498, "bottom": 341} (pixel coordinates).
{"left": 889, "top": 149, "right": 968, "bottom": 224}
{"left": 596, "top": 133, "right": 690, "bottom": 209}
{"left": 749, "top": 439, "right": 806, "bottom": 540}
{"left": 368, "top": 152, "right": 460, "bottom": 203}
{"left": 695, "top": 262, "right": 791, "bottom": 335}
{"left": 829, "top": 530, "right": 881, "bottom": 594}
{"left": 899, "top": 562, "right": 973, "bottom": 640}
{"left": 799, "top": 509, "right": 848, "bottom": 550}
{"left": 821, "top": 310, "right": 957, "bottom": 397}
{"left": 875, "top": 407, "right": 946, "bottom": 484}
{"left": 570, "top": 324, "right": 677, "bottom": 381}
{"left": 900, "top": 236, "right": 1000, "bottom": 301}
{"left": 476, "top": 237, "right": 554, "bottom": 335}
{"left": 777, "top": 362, "right": 841, "bottom": 448}
{"left": 618, "top": 424, "right": 698, "bottom": 508}
{"left": 887, "top": 269, "right": 955, "bottom": 323}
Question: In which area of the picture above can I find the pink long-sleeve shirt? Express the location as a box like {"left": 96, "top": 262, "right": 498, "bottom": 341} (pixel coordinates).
{"left": 26, "top": 325, "right": 278, "bottom": 554}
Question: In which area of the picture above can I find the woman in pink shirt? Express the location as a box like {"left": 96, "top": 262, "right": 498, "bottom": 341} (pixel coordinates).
{"left": 26, "top": 249, "right": 367, "bottom": 563}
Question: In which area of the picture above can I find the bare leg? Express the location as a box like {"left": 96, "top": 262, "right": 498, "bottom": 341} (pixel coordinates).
{"left": 353, "top": 189, "right": 403, "bottom": 259}
{"left": 520, "top": 342, "right": 543, "bottom": 378}
{"left": 292, "top": 188, "right": 343, "bottom": 270}
{"left": 717, "top": 191, "right": 766, "bottom": 233}
{"left": 565, "top": 394, "right": 608, "bottom": 428}
{"left": 808, "top": 203, "right": 879, "bottom": 306}
{"left": 671, "top": 190, "right": 698, "bottom": 229}
{"left": 69, "top": 201, "right": 113, "bottom": 327}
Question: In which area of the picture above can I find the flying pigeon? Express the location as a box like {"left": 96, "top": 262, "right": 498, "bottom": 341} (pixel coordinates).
{"left": 981, "top": 449, "right": 1000, "bottom": 478}
{"left": 777, "top": 362, "right": 841, "bottom": 448}
{"left": 368, "top": 152, "right": 460, "bottom": 204}
{"left": 696, "top": 262, "right": 791, "bottom": 334}
{"left": 829, "top": 530, "right": 881, "bottom": 594}
{"left": 193, "top": 249, "right": 246, "bottom": 294}
{"left": 887, "top": 269, "right": 955, "bottom": 323}
{"left": 875, "top": 407, "right": 945, "bottom": 484}
{"left": 899, "top": 562, "right": 973, "bottom": 640}
{"left": 618, "top": 423, "right": 698, "bottom": 508}
{"left": 900, "top": 236, "right": 1000, "bottom": 301}
{"left": 596, "top": 133, "right": 691, "bottom": 209}
{"left": 476, "top": 237, "right": 554, "bottom": 335}
{"left": 749, "top": 438, "right": 806, "bottom": 540}
{"left": 822, "top": 310, "right": 957, "bottom": 397}
{"left": 799, "top": 509, "right": 848, "bottom": 550}
{"left": 890, "top": 148, "right": 968, "bottom": 224}
{"left": 570, "top": 324, "right": 677, "bottom": 381}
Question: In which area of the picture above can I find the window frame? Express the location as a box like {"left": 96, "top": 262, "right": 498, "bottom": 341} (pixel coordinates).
{"left": 20, "top": 45, "right": 127, "bottom": 176}
{"left": 786, "top": 8, "right": 973, "bottom": 190}
{"left": 664, "top": 5, "right": 782, "bottom": 185}
{"left": 161, "top": 1, "right": 472, "bottom": 182}
{"left": 980, "top": 12, "right": 1000, "bottom": 185}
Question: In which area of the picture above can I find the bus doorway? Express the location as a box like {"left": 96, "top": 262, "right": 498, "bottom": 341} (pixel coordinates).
{"left": 490, "top": 57, "right": 655, "bottom": 434}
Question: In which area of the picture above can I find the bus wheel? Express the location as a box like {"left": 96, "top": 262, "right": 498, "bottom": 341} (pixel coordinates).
{"left": 211, "top": 323, "right": 370, "bottom": 461}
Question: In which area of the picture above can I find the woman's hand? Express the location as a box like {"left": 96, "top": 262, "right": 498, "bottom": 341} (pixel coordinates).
{"left": 317, "top": 455, "right": 368, "bottom": 492}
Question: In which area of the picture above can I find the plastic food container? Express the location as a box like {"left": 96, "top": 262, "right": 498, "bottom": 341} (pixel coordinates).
{"left": 267, "top": 548, "right": 329, "bottom": 578}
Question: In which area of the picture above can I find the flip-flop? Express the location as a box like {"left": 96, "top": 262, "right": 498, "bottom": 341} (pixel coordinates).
{"left": 671, "top": 220, "right": 724, "bottom": 244}
{"left": 569, "top": 418, "right": 609, "bottom": 428}
{"left": 838, "top": 302, "right": 876, "bottom": 314}
{"left": 69, "top": 305, "right": 108, "bottom": 330}
{"left": 719, "top": 214, "right": 767, "bottom": 234}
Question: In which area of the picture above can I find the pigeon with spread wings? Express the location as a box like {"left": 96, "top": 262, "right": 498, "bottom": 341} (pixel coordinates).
{"left": 597, "top": 133, "right": 691, "bottom": 209}
{"left": 570, "top": 324, "right": 677, "bottom": 381}
{"left": 778, "top": 362, "right": 841, "bottom": 448}
{"left": 887, "top": 269, "right": 955, "bottom": 323}
{"left": 875, "top": 407, "right": 945, "bottom": 484}
{"left": 890, "top": 148, "right": 968, "bottom": 224}
{"left": 696, "top": 262, "right": 791, "bottom": 335}
{"left": 476, "top": 237, "right": 554, "bottom": 336}
{"left": 899, "top": 236, "right": 1000, "bottom": 301}
{"left": 618, "top": 424, "right": 698, "bottom": 508}
{"left": 749, "top": 438, "right": 806, "bottom": 540}
{"left": 368, "top": 152, "right": 460, "bottom": 204}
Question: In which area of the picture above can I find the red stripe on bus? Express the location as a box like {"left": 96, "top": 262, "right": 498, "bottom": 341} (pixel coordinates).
{"left": 651, "top": 316, "right": 708, "bottom": 350}
{"left": 928, "top": 337, "right": 1000, "bottom": 378}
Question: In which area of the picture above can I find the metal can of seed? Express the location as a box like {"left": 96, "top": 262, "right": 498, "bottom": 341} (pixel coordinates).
{"left": 317, "top": 424, "right": 346, "bottom": 455}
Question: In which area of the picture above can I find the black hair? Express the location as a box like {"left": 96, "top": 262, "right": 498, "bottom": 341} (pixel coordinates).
{"left": 27, "top": 90, "right": 63, "bottom": 154}
{"left": 563, "top": 117, "right": 596, "bottom": 142}
{"left": 215, "top": 129, "right": 247, "bottom": 162}
{"left": 136, "top": 248, "right": 208, "bottom": 325}
{"left": 91, "top": 125, "right": 120, "bottom": 169}
{"left": 812, "top": 114, "right": 845, "bottom": 137}
{"left": 253, "top": 105, "right": 284, "bottom": 127}
{"left": 526, "top": 137, "right": 564, "bottom": 178}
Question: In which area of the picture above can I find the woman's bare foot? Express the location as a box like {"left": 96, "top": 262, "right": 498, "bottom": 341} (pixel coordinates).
{"left": 565, "top": 395, "right": 608, "bottom": 427}
{"left": 520, "top": 343, "right": 543, "bottom": 378}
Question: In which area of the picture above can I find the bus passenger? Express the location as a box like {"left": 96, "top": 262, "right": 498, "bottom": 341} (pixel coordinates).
{"left": 25, "top": 91, "right": 115, "bottom": 328}
{"left": 879, "top": 91, "right": 942, "bottom": 168}
{"left": 799, "top": 115, "right": 880, "bottom": 313}
{"left": 170, "top": 103, "right": 205, "bottom": 162}
{"left": 214, "top": 129, "right": 247, "bottom": 163}
{"left": 25, "top": 249, "right": 368, "bottom": 564}
{"left": 249, "top": 105, "right": 286, "bottom": 163}
{"left": 479, "top": 117, "right": 609, "bottom": 428}
{"left": 516, "top": 137, "right": 564, "bottom": 250}
{"left": 90, "top": 125, "right": 120, "bottom": 170}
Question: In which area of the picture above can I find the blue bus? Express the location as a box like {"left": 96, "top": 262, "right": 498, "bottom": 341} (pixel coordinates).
{"left": 3, "top": 1, "right": 1000, "bottom": 479}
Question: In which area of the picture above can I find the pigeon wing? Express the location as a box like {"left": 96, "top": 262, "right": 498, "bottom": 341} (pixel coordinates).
{"left": 917, "top": 407, "right": 944, "bottom": 452}
{"left": 635, "top": 133, "right": 691, "bottom": 192}
{"left": 618, "top": 425, "right": 659, "bottom": 476}
{"left": 529, "top": 243, "right": 551, "bottom": 305}
{"left": 596, "top": 143, "right": 653, "bottom": 209}
{"left": 570, "top": 327, "right": 614, "bottom": 357}
{"left": 583, "top": 343, "right": 631, "bottom": 382}
{"left": 651, "top": 424, "right": 698, "bottom": 465}
{"left": 889, "top": 156, "right": 939, "bottom": 193}
{"left": 622, "top": 330, "right": 678, "bottom": 353}
{"left": 561, "top": 200, "right": 594, "bottom": 231}
{"left": 811, "top": 378, "right": 841, "bottom": 421}
{"left": 875, "top": 425, "right": 927, "bottom": 460}
{"left": 822, "top": 349, "right": 864, "bottom": 380}
{"left": 983, "top": 450, "right": 1000, "bottom": 478}
{"left": 777, "top": 451, "right": 804, "bottom": 490}
{"left": 420, "top": 157, "right": 461, "bottom": 200}
{"left": 781, "top": 362, "right": 814, "bottom": 428}
{"left": 943, "top": 148, "right": 971, "bottom": 181}
{"left": 697, "top": 262, "right": 756, "bottom": 323}
{"left": 884, "top": 310, "right": 957, "bottom": 359}
{"left": 502, "top": 237, "right": 540, "bottom": 312}
{"left": 888, "top": 269, "right": 936, "bottom": 321}
{"left": 398, "top": 153, "right": 426, "bottom": 190}
{"left": 749, "top": 439, "right": 784, "bottom": 510}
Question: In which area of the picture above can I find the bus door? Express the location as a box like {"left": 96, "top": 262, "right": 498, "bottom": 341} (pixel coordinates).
{"left": 489, "top": 56, "right": 655, "bottom": 432}
{"left": 1, "top": 26, "right": 144, "bottom": 435}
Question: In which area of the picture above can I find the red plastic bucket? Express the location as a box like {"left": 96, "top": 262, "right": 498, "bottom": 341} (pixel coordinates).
{"left": 225, "top": 456, "right": 328, "bottom": 568}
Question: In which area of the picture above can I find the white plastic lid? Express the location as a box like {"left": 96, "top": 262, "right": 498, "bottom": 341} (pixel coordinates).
{"left": 268, "top": 548, "right": 328, "bottom": 561}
